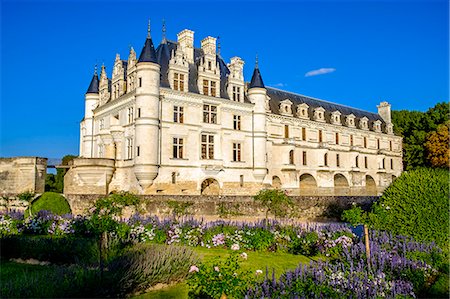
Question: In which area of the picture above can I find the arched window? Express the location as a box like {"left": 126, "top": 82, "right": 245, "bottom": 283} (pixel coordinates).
{"left": 289, "top": 150, "right": 294, "bottom": 164}
{"left": 324, "top": 153, "right": 328, "bottom": 166}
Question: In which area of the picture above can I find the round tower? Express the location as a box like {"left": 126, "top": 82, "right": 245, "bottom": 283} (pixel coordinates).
{"left": 247, "top": 56, "right": 268, "bottom": 182}
{"left": 82, "top": 67, "right": 99, "bottom": 158}
{"left": 134, "top": 21, "right": 161, "bottom": 189}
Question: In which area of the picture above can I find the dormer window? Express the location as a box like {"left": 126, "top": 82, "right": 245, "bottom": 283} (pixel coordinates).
{"left": 331, "top": 111, "right": 342, "bottom": 125}
{"left": 232, "top": 86, "right": 242, "bottom": 102}
{"left": 296, "top": 103, "right": 309, "bottom": 119}
{"left": 386, "top": 123, "right": 394, "bottom": 135}
{"left": 173, "top": 73, "right": 185, "bottom": 91}
{"left": 313, "top": 107, "right": 326, "bottom": 122}
{"left": 346, "top": 114, "right": 356, "bottom": 127}
{"left": 373, "top": 120, "right": 382, "bottom": 132}
{"left": 359, "top": 117, "right": 369, "bottom": 130}
{"left": 280, "top": 99, "right": 293, "bottom": 116}
{"left": 202, "top": 80, "right": 217, "bottom": 97}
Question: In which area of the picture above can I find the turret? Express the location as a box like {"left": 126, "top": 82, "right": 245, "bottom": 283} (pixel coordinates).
{"left": 81, "top": 67, "right": 99, "bottom": 158}
{"left": 134, "top": 21, "right": 161, "bottom": 189}
{"left": 247, "top": 56, "right": 267, "bottom": 182}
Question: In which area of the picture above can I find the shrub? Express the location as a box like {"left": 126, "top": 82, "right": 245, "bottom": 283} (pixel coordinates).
{"left": 253, "top": 189, "right": 295, "bottom": 223}
{"left": 368, "top": 168, "right": 449, "bottom": 251}
{"left": 288, "top": 231, "right": 319, "bottom": 256}
{"left": 108, "top": 243, "right": 198, "bottom": 296}
{"left": 29, "top": 192, "right": 71, "bottom": 216}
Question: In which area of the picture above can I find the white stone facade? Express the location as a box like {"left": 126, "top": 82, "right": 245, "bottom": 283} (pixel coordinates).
{"left": 70, "top": 26, "right": 402, "bottom": 196}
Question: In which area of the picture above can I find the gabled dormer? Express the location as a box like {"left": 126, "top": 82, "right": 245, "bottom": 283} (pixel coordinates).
{"left": 111, "top": 54, "right": 127, "bottom": 100}
{"left": 359, "top": 116, "right": 369, "bottom": 130}
{"left": 313, "top": 107, "right": 326, "bottom": 122}
{"left": 296, "top": 103, "right": 309, "bottom": 119}
{"left": 386, "top": 123, "right": 394, "bottom": 135}
{"left": 373, "top": 120, "right": 382, "bottom": 133}
{"left": 126, "top": 47, "right": 137, "bottom": 93}
{"left": 346, "top": 113, "right": 356, "bottom": 127}
{"left": 99, "top": 64, "right": 110, "bottom": 105}
{"left": 227, "top": 57, "right": 245, "bottom": 102}
{"left": 331, "top": 110, "right": 342, "bottom": 125}
{"left": 197, "top": 36, "right": 220, "bottom": 97}
{"left": 279, "top": 99, "right": 293, "bottom": 116}
{"left": 168, "top": 46, "right": 189, "bottom": 92}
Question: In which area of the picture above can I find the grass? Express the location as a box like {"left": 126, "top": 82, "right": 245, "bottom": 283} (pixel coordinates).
{"left": 134, "top": 247, "right": 314, "bottom": 298}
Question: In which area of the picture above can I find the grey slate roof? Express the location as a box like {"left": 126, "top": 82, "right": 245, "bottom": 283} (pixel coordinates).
{"left": 249, "top": 67, "right": 265, "bottom": 89}
{"left": 138, "top": 37, "right": 158, "bottom": 63}
{"left": 86, "top": 73, "right": 99, "bottom": 94}
{"left": 266, "top": 87, "right": 384, "bottom": 126}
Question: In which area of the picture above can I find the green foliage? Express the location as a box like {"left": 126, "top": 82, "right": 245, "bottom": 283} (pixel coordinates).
{"left": 109, "top": 244, "right": 199, "bottom": 296}
{"left": 0, "top": 235, "right": 99, "bottom": 265}
{"left": 217, "top": 202, "right": 243, "bottom": 218}
{"left": 341, "top": 204, "right": 368, "bottom": 226}
{"left": 253, "top": 189, "right": 295, "bottom": 222}
{"left": 288, "top": 231, "right": 319, "bottom": 256}
{"left": 368, "top": 168, "right": 449, "bottom": 251}
{"left": 45, "top": 173, "right": 57, "bottom": 192}
{"left": 392, "top": 102, "right": 449, "bottom": 170}
{"left": 29, "top": 192, "right": 71, "bottom": 216}
{"left": 188, "top": 252, "right": 254, "bottom": 299}
{"left": 168, "top": 200, "right": 193, "bottom": 220}
{"left": 17, "top": 191, "right": 35, "bottom": 202}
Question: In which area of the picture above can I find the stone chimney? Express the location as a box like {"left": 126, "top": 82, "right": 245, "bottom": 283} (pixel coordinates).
{"left": 377, "top": 101, "right": 391, "bottom": 123}
{"left": 177, "top": 29, "right": 194, "bottom": 63}
{"left": 201, "top": 36, "right": 216, "bottom": 56}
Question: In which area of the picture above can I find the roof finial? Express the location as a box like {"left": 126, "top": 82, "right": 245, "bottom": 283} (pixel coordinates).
{"left": 162, "top": 18, "right": 166, "bottom": 42}
{"left": 255, "top": 53, "right": 259, "bottom": 69}
{"left": 94, "top": 64, "right": 98, "bottom": 75}
{"left": 217, "top": 36, "right": 221, "bottom": 56}
{"left": 147, "top": 19, "right": 151, "bottom": 38}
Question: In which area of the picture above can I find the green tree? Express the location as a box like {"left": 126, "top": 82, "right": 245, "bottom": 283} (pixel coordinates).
{"left": 425, "top": 122, "right": 449, "bottom": 168}
{"left": 253, "top": 189, "right": 295, "bottom": 225}
{"left": 54, "top": 155, "right": 77, "bottom": 193}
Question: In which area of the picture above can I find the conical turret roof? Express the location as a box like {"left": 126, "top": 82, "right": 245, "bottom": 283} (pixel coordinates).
{"left": 138, "top": 22, "right": 158, "bottom": 63}
{"left": 249, "top": 66, "right": 265, "bottom": 89}
{"left": 86, "top": 70, "right": 99, "bottom": 94}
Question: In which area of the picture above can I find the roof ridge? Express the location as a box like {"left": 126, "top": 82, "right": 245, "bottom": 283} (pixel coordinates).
{"left": 266, "top": 86, "right": 379, "bottom": 116}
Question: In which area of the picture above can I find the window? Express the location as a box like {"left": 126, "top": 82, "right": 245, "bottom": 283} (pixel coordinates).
{"left": 233, "top": 115, "right": 241, "bottom": 130}
{"left": 364, "top": 156, "right": 368, "bottom": 168}
{"left": 174, "top": 106, "right": 184, "bottom": 123}
{"left": 284, "top": 125, "right": 289, "bottom": 138}
{"left": 172, "top": 172, "right": 176, "bottom": 184}
{"left": 202, "top": 80, "right": 217, "bottom": 97}
{"left": 208, "top": 61, "right": 212, "bottom": 70}
{"left": 390, "top": 159, "right": 393, "bottom": 169}
{"left": 318, "top": 130, "right": 323, "bottom": 143}
{"left": 302, "top": 128, "right": 306, "bottom": 141}
{"left": 99, "top": 118, "right": 105, "bottom": 130}
{"left": 289, "top": 150, "right": 294, "bottom": 164}
{"left": 173, "top": 137, "right": 184, "bottom": 159}
{"left": 201, "top": 134, "right": 214, "bottom": 159}
{"left": 382, "top": 158, "right": 385, "bottom": 169}
{"left": 350, "top": 135, "right": 353, "bottom": 146}
{"left": 137, "top": 108, "right": 141, "bottom": 118}
{"left": 363, "top": 137, "right": 367, "bottom": 148}
{"left": 377, "top": 139, "right": 380, "bottom": 149}
{"left": 336, "top": 154, "right": 340, "bottom": 167}
{"left": 389, "top": 140, "right": 393, "bottom": 151}
{"left": 233, "top": 143, "right": 241, "bottom": 162}
{"left": 240, "top": 175, "right": 244, "bottom": 187}
{"left": 126, "top": 138, "right": 133, "bottom": 159}
{"left": 137, "top": 146, "right": 140, "bottom": 157}
{"left": 138, "top": 77, "right": 142, "bottom": 87}
{"left": 335, "top": 132, "right": 339, "bottom": 144}
{"left": 173, "top": 73, "right": 185, "bottom": 91}
{"left": 302, "top": 151, "right": 307, "bottom": 165}
{"left": 203, "top": 104, "right": 217, "bottom": 124}
{"left": 98, "top": 144, "right": 104, "bottom": 158}
{"left": 355, "top": 155, "right": 359, "bottom": 168}
{"left": 324, "top": 153, "right": 328, "bottom": 166}
{"left": 127, "top": 107, "right": 134, "bottom": 124}
{"left": 232, "top": 86, "right": 241, "bottom": 101}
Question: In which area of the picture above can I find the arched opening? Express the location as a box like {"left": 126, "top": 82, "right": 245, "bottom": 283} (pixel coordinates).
{"left": 365, "top": 175, "right": 377, "bottom": 195}
{"left": 299, "top": 173, "right": 317, "bottom": 195}
{"left": 289, "top": 150, "right": 294, "bottom": 164}
{"left": 201, "top": 178, "right": 220, "bottom": 195}
{"left": 334, "top": 173, "right": 349, "bottom": 195}
{"left": 272, "top": 176, "right": 282, "bottom": 189}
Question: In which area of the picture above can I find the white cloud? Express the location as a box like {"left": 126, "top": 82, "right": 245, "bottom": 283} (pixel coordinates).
{"left": 271, "top": 83, "right": 286, "bottom": 87}
{"left": 305, "top": 68, "right": 336, "bottom": 77}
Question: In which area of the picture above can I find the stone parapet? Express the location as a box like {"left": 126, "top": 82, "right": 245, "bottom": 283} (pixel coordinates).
{"left": 0, "top": 157, "right": 47, "bottom": 195}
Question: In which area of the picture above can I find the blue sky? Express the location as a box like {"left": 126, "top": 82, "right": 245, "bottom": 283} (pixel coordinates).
{"left": 0, "top": 0, "right": 448, "bottom": 159}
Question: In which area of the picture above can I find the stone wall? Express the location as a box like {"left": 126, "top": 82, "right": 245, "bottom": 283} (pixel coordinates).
{"left": 65, "top": 193, "right": 377, "bottom": 221}
{"left": 0, "top": 157, "right": 47, "bottom": 195}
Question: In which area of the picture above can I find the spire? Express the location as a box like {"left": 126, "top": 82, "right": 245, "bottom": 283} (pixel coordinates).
{"left": 86, "top": 65, "right": 99, "bottom": 94}
{"left": 162, "top": 18, "right": 167, "bottom": 44}
{"left": 217, "top": 36, "right": 221, "bottom": 56}
{"left": 138, "top": 20, "right": 158, "bottom": 63}
{"left": 249, "top": 54, "right": 265, "bottom": 89}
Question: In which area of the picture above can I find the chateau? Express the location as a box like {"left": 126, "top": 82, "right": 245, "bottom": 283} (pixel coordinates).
{"left": 65, "top": 23, "right": 403, "bottom": 196}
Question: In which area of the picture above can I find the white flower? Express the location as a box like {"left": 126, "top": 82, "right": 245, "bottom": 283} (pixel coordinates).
{"left": 255, "top": 269, "right": 263, "bottom": 275}
{"left": 214, "top": 266, "right": 220, "bottom": 272}
{"left": 240, "top": 252, "right": 248, "bottom": 260}
{"left": 231, "top": 243, "right": 240, "bottom": 251}
{"left": 189, "top": 265, "right": 199, "bottom": 273}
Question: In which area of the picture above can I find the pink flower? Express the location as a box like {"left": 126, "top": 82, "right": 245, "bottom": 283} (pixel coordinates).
{"left": 240, "top": 252, "right": 248, "bottom": 260}
{"left": 214, "top": 266, "right": 220, "bottom": 272}
{"left": 189, "top": 265, "right": 199, "bottom": 273}
{"left": 231, "top": 243, "right": 240, "bottom": 251}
